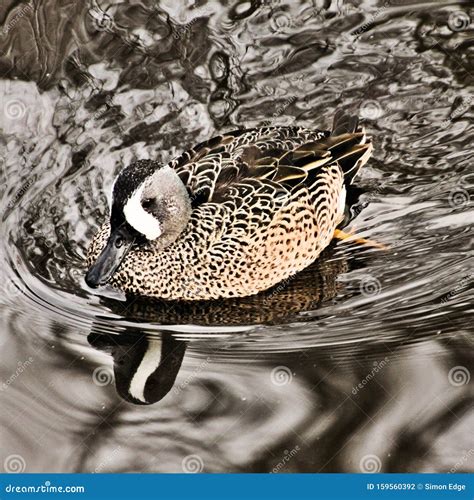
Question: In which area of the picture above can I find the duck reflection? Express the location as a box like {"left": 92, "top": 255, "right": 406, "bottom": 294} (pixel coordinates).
{"left": 88, "top": 332, "right": 186, "bottom": 405}
{"left": 87, "top": 246, "right": 348, "bottom": 404}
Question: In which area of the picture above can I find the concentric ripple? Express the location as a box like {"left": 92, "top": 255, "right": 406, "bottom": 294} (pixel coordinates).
{"left": 0, "top": 0, "right": 472, "bottom": 473}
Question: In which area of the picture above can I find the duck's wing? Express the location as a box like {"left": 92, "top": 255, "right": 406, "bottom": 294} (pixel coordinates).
{"left": 169, "top": 127, "right": 303, "bottom": 205}
{"left": 171, "top": 114, "right": 372, "bottom": 207}
{"left": 170, "top": 126, "right": 324, "bottom": 205}
{"left": 239, "top": 111, "right": 372, "bottom": 192}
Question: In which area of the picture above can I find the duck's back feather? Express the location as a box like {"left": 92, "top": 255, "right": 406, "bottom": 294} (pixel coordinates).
{"left": 171, "top": 120, "right": 371, "bottom": 209}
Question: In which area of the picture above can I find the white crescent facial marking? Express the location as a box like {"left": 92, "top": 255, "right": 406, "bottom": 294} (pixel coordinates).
{"left": 128, "top": 340, "right": 162, "bottom": 403}
{"left": 123, "top": 183, "right": 162, "bottom": 240}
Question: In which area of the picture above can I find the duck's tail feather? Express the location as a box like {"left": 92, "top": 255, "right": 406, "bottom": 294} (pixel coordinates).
{"left": 332, "top": 109, "right": 359, "bottom": 135}
{"left": 330, "top": 109, "right": 373, "bottom": 184}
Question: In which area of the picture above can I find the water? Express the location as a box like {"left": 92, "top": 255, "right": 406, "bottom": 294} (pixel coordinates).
{"left": 0, "top": 0, "right": 473, "bottom": 473}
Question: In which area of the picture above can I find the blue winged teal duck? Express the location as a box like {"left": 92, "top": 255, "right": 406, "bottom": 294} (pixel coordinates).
{"left": 85, "top": 110, "right": 373, "bottom": 300}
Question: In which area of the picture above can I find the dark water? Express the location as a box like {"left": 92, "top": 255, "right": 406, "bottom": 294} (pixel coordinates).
{"left": 0, "top": 0, "right": 473, "bottom": 473}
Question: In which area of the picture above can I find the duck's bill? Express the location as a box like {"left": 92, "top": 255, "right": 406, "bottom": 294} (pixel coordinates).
{"left": 85, "top": 226, "right": 135, "bottom": 288}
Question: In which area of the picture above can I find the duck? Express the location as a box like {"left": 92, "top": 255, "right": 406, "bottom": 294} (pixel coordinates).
{"left": 85, "top": 110, "right": 373, "bottom": 301}
{"left": 87, "top": 247, "right": 348, "bottom": 405}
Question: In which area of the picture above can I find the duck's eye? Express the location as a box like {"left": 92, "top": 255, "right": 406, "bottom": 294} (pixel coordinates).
{"left": 115, "top": 236, "right": 124, "bottom": 248}
{"left": 142, "top": 198, "right": 154, "bottom": 209}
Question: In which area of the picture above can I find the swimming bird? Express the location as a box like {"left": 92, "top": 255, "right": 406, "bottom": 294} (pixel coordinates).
{"left": 87, "top": 248, "right": 348, "bottom": 404}
{"left": 85, "top": 110, "right": 373, "bottom": 300}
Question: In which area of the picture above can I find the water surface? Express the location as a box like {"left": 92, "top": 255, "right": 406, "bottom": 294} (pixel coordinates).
{"left": 0, "top": 0, "right": 473, "bottom": 473}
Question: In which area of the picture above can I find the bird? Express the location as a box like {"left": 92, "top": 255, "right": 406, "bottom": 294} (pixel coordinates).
{"left": 85, "top": 110, "right": 373, "bottom": 301}
{"left": 87, "top": 248, "right": 348, "bottom": 404}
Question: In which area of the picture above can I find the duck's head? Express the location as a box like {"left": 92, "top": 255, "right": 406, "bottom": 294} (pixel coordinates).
{"left": 85, "top": 159, "right": 191, "bottom": 288}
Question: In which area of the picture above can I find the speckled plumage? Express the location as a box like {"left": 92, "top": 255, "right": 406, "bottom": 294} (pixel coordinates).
{"left": 87, "top": 112, "right": 372, "bottom": 300}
